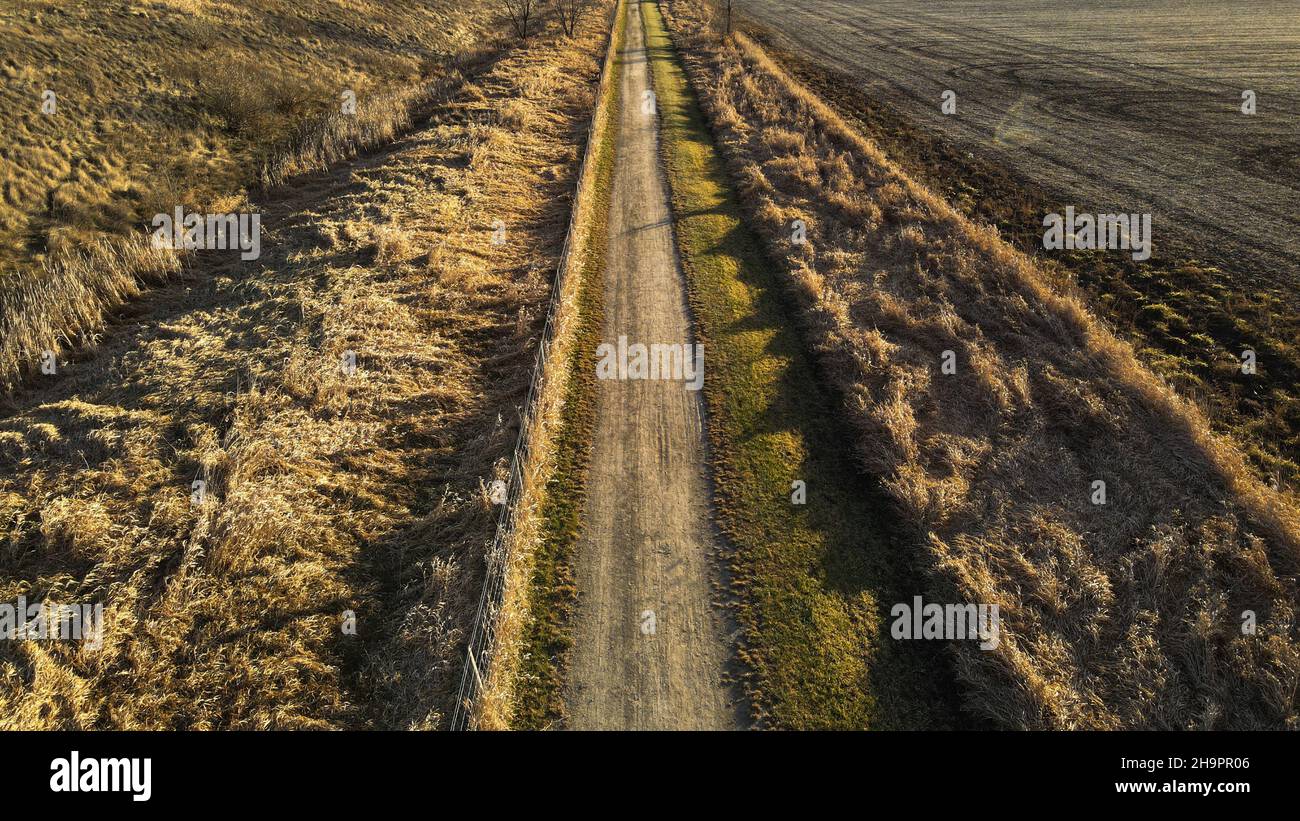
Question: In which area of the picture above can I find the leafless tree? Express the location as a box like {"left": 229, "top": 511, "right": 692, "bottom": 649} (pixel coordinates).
{"left": 504, "top": 0, "right": 540, "bottom": 39}
{"left": 556, "top": 0, "right": 590, "bottom": 37}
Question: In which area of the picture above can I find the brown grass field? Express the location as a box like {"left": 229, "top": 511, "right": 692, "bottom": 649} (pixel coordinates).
{"left": 661, "top": 0, "right": 1300, "bottom": 729}
{"left": 0, "top": 1, "right": 612, "bottom": 729}
{"left": 0, "top": 0, "right": 501, "bottom": 392}
{"left": 0, "top": 0, "right": 486, "bottom": 261}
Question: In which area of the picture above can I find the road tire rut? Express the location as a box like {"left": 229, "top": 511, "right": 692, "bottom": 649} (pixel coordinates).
{"left": 565, "top": 0, "right": 742, "bottom": 731}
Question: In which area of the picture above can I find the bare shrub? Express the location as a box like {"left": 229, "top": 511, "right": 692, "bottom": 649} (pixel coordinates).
{"left": 710, "top": 0, "right": 734, "bottom": 36}
{"left": 189, "top": 55, "right": 321, "bottom": 139}
{"left": 504, "top": 0, "right": 542, "bottom": 39}
{"left": 557, "top": 0, "right": 590, "bottom": 37}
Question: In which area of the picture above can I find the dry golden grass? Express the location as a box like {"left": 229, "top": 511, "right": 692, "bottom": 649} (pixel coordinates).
{"left": 663, "top": 0, "right": 1300, "bottom": 729}
{"left": 0, "top": 0, "right": 490, "bottom": 262}
{"left": 0, "top": 236, "right": 182, "bottom": 391}
{"left": 0, "top": 0, "right": 505, "bottom": 393}
{"left": 0, "top": 6, "right": 611, "bottom": 729}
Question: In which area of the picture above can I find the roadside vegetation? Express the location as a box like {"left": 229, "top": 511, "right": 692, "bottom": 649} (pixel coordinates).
{"left": 743, "top": 26, "right": 1300, "bottom": 497}
{"left": 0, "top": 4, "right": 611, "bottom": 729}
{"left": 642, "top": 0, "right": 957, "bottom": 729}
{"left": 661, "top": 0, "right": 1300, "bottom": 729}
{"left": 475, "top": 0, "right": 623, "bottom": 731}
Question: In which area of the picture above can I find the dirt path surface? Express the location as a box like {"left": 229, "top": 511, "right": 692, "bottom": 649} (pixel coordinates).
{"left": 566, "top": 1, "right": 741, "bottom": 730}
{"left": 741, "top": 0, "right": 1300, "bottom": 292}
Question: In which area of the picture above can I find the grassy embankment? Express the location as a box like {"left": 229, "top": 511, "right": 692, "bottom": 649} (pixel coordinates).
{"left": 745, "top": 27, "right": 1300, "bottom": 494}
{"left": 0, "top": 0, "right": 501, "bottom": 393}
{"left": 640, "top": 0, "right": 955, "bottom": 729}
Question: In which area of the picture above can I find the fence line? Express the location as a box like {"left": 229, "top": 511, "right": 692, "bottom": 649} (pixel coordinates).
{"left": 450, "top": 0, "right": 625, "bottom": 732}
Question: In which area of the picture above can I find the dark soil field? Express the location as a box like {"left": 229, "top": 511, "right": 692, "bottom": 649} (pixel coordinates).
{"left": 741, "top": 0, "right": 1300, "bottom": 284}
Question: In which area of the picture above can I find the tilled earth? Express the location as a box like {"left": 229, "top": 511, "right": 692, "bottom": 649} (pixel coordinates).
{"left": 741, "top": 0, "right": 1300, "bottom": 290}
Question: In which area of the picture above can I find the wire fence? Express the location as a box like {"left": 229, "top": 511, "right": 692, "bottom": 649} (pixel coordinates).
{"left": 449, "top": 0, "right": 625, "bottom": 732}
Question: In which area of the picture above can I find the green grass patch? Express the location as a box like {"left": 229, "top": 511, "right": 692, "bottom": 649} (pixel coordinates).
{"left": 640, "top": 0, "right": 956, "bottom": 729}
{"left": 511, "top": 2, "right": 626, "bottom": 730}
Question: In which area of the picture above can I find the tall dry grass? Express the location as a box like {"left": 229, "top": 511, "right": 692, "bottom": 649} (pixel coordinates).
{"left": 257, "top": 55, "right": 502, "bottom": 190}
{"left": 0, "top": 0, "right": 485, "bottom": 266}
{"left": 0, "top": 75, "right": 447, "bottom": 395}
{"left": 0, "top": 8, "right": 610, "bottom": 729}
{"left": 0, "top": 237, "right": 181, "bottom": 393}
{"left": 663, "top": 0, "right": 1300, "bottom": 729}
{"left": 0, "top": 0, "right": 504, "bottom": 397}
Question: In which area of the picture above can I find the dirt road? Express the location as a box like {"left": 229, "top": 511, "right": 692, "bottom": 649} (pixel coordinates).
{"left": 566, "top": 0, "right": 742, "bottom": 730}
{"left": 741, "top": 0, "right": 1300, "bottom": 291}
